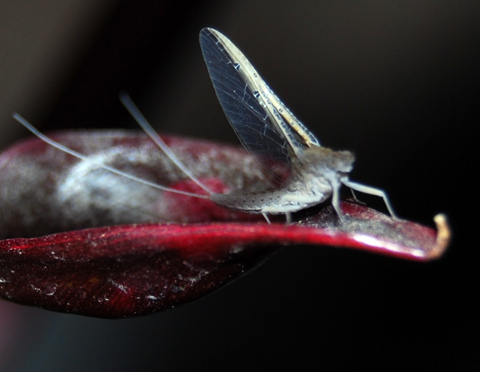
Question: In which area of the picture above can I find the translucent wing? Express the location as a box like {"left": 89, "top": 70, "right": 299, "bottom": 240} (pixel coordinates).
{"left": 199, "top": 28, "right": 321, "bottom": 181}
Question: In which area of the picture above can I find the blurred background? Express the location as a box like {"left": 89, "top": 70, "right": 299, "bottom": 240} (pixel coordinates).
{"left": 1, "top": 1, "right": 479, "bottom": 371}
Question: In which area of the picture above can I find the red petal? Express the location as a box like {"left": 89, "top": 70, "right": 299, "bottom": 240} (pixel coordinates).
{"left": 0, "top": 132, "right": 450, "bottom": 317}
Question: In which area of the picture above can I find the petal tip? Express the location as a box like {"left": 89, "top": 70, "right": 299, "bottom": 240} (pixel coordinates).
{"left": 429, "top": 213, "right": 450, "bottom": 260}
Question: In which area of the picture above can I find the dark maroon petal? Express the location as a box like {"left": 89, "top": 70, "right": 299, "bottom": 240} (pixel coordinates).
{"left": 0, "top": 211, "right": 449, "bottom": 318}
{"left": 0, "top": 132, "right": 450, "bottom": 318}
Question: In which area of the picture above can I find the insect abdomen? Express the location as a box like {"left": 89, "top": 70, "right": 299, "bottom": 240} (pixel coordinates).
{"left": 211, "top": 191, "right": 283, "bottom": 214}
{"left": 211, "top": 184, "right": 330, "bottom": 215}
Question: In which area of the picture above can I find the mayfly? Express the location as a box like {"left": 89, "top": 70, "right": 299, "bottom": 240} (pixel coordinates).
{"left": 13, "top": 27, "right": 397, "bottom": 224}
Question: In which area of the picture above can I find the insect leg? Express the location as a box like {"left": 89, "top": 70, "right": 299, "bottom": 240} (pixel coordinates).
{"left": 262, "top": 213, "right": 271, "bottom": 224}
{"left": 331, "top": 183, "right": 345, "bottom": 222}
{"left": 342, "top": 180, "right": 398, "bottom": 219}
{"left": 349, "top": 189, "right": 366, "bottom": 205}
{"left": 285, "top": 212, "right": 292, "bottom": 224}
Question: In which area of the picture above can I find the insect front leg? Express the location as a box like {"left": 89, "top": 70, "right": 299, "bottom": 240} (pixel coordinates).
{"left": 342, "top": 180, "right": 398, "bottom": 219}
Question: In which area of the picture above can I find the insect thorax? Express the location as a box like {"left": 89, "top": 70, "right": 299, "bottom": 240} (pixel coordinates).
{"left": 295, "top": 147, "right": 355, "bottom": 176}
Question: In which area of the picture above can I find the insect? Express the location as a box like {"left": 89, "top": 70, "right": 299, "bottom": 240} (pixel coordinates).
{"left": 13, "top": 27, "right": 397, "bottom": 224}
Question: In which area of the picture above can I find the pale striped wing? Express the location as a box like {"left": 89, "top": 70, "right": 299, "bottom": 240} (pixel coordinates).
{"left": 200, "top": 28, "right": 320, "bottom": 181}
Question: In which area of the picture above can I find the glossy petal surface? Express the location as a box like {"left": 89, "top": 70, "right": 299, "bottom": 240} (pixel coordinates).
{"left": 0, "top": 132, "right": 449, "bottom": 317}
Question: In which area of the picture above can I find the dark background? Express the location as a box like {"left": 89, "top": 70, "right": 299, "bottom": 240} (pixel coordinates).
{"left": 1, "top": 1, "right": 479, "bottom": 371}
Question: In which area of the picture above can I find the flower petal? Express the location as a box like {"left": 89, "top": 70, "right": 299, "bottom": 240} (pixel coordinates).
{"left": 0, "top": 132, "right": 449, "bottom": 317}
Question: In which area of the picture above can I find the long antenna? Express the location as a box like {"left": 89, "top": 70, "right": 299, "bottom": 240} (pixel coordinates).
{"left": 119, "top": 92, "right": 213, "bottom": 195}
{"left": 12, "top": 113, "right": 210, "bottom": 200}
